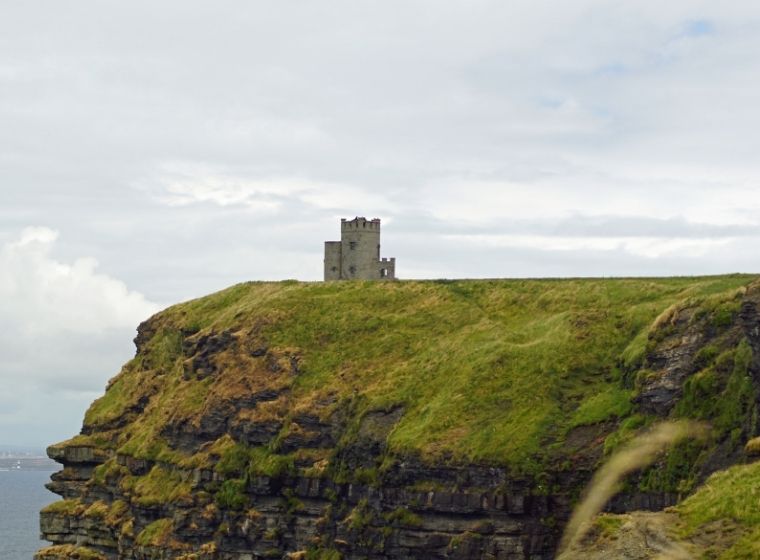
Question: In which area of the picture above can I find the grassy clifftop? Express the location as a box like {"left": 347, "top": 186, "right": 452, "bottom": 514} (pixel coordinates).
{"left": 83, "top": 274, "right": 756, "bottom": 471}
{"left": 42, "top": 274, "right": 760, "bottom": 560}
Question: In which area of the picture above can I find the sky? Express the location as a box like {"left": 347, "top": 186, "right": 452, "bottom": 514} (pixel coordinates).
{"left": 2, "top": 0, "right": 760, "bottom": 447}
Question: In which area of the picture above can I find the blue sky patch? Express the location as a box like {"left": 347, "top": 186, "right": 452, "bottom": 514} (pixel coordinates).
{"left": 683, "top": 19, "right": 714, "bottom": 37}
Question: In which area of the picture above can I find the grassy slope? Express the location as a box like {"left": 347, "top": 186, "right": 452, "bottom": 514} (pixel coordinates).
{"left": 84, "top": 274, "right": 755, "bottom": 472}
{"left": 674, "top": 459, "right": 760, "bottom": 559}
{"left": 571, "top": 457, "right": 760, "bottom": 559}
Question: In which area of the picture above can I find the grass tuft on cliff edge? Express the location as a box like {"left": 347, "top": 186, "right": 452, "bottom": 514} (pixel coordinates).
{"left": 80, "top": 274, "right": 756, "bottom": 473}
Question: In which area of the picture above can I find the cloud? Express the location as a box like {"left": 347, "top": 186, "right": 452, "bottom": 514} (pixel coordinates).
{"left": 0, "top": 228, "right": 161, "bottom": 446}
{"left": 420, "top": 178, "right": 760, "bottom": 229}
{"left": 0, "top": 227, "right": 159, "bottom": 335}
{"left": 3, "top": 0, "right": 760, "bottom": 444}
{"left": 444, "top": 233, "right": 734, "bottom": 259}
{"left": 140, "top": 163, "right": 397, "bottom": 215}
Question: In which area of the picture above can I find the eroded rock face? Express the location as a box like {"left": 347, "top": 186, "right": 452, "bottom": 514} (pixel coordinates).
{"left": 634, "top": 327, "right": 705, "bottom": 415}
{"left": 39, "top": 326, "right": 568, "bottom": 560}
{"left": 633, "top": 288, "right": 760, "bottom": 416}
{"left": 38, "top": 321, "right": 569, "bottom": 560}
{"left": 37, "top": 442, "right": 564, "bottom": 560}
{"left": 740, "top": 299, "right": 760, "bottom": 390}
{"left": 37, "top": 280, "right": 760, "bottom": 560}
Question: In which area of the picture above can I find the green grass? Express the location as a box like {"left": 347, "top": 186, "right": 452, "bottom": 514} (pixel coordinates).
{"left": 627, "top": 336, "right": 757, "bottom": 496}
{"left": 216, "top": 443, "right": 295, "bottom": 478}
{"left": 248, "top": 448, "right": 295, "bottom": 478}
{"left": 187, "top": 276, "right": 753, "bottom": 465}
{"left": 36, "top": 545, "right": 107, "bottom": 560}
{"left": 41, "top": 499, "right": 84, "bottom": 515}
{"left": 215, "top": 442, "right": 252, "bottom": 476}
{"left": 569, "top": 385, "right": 633, "bottom": 428}
{"left": 620, "top": 328, "right": 650, "bottom": 372}
{"left": 81, "top": 275, "right": 756, "bottom": 469}
{"left": 677, "top": 460, "right": 760, "bottom": 528}
{"left": 83, "top": 359, "right": 144, "bottom": 427}
{"left": 92, "top": 459, "right": 127, "bottom": 485}
{"left": 676, "top": 460, "right": 760, "bottom": 559}
{"left": 215, "top": 479, "right": 248, "bottom": 510}
{"left": 591, "top": 513, "right": 625, "bottom": 539}
{"left": 136, "top": 518, "right": 173, "bottom": 547}
{"left": 675, "top": 341, "right": 755, "bottom": 436}
{"left": 45, "top": 274, "right": 760, "bottom": 558}
{"left": 305, "top": 548, "right": 342, "bottom": 560}
{"left": 82, "top": 501, "right": 109, "bottom": 518}
{"left": 123, "top": 465, "right": 192, "bottom": 507}
{"left": 383, "top": 507, "right": 423, "bottom": 527}
{"left": 212, "top": 444, "right": 296, "bottom": 509}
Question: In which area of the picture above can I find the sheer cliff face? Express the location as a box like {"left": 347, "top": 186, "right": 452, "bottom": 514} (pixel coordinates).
{"left": 36, "top": 277, "right": 760, "bottom": 560}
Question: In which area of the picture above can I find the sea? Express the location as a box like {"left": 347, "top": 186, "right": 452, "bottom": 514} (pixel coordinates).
{"left": 0, "top": 468, "right": 58, "bottom": 560}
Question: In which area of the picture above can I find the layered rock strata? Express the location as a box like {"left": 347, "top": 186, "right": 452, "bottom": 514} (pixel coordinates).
{"left": 37, "top": 278, "right": 760, "bottom": 560}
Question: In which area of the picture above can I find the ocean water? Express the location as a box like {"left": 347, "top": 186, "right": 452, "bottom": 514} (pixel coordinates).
{"left": 0, "top": 470, "right": 58, "bottom": 559}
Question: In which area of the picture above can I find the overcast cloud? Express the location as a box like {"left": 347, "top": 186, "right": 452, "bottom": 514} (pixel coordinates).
{"left": 2, "top": 0, "right": 760, "bottom": 446}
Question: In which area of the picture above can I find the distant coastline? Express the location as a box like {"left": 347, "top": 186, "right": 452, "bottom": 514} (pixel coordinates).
{"left": 0, "top": 455, "right": 56, "bottom": 471}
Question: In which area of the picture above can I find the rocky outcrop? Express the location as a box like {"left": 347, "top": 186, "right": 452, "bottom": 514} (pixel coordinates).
{"left": 632, "top": 300, "right": 747, "bottom": 416}
{"left": 557, "top": 512, "right": 690, "bottom": 560}
{"left": 38, "top": 443, "right": 565, "bottom": 559}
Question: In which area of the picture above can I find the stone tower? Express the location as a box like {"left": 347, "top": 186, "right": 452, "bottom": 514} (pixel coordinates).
{"left": 324, "top": 217, "right": 396, "bottom": 281}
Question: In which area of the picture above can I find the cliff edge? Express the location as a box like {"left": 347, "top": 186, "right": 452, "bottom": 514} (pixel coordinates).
{"left": 36, "top": 276, "right": 760, "bottom": 559}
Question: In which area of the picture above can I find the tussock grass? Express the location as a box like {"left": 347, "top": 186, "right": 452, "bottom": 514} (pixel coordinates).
{"left": 36, "top": 545, "right": 106, "bottom": 560}
{"left": 136, "top": 518, "right": 174, "bottom": 547}
{"left": 123, "top": 466, "right": 192, "bottom": 506}
{"left": 41, "top": 499, "right": 84, "bottom": 515}
{"left": 677, "top": 460, "right": 760, "bottom": 531}
{"left": 574, "top": 440, "right": 760, "bottom": 559}
{"left": 675, "top": 460, "right": 760, "bottom": 559}
{"left": 569, "top": 385, "right": 633, "bottom": 428}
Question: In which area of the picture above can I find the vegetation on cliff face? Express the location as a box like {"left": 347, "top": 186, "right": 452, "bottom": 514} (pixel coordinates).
{"left": 85, "top": 275, "right": 753, "bottom": 466}
{"left": 38, "top": 275, "right": 760, "bottom": 560}
{"left": 676, "top": 458, "right": 760, "bottom": 558}
{"left": 562, "top": 459, "right": 760, "bottom": 559}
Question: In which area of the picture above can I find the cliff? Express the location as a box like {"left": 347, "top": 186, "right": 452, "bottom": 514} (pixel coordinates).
{"left": 36, "top": 276, "right": 760, "bottom": 559}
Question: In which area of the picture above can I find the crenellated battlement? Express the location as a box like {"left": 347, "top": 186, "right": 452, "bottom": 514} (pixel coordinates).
{"left": 325, "top": 217, "right": 396, "bottom": 280}
{"left": 341, "top": 217, "right": 381, "bottom": 231}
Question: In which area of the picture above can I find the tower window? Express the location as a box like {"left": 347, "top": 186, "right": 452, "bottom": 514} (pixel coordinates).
{"left": 380, "top": 268, "right": 388, "bottom": 278}
{"left": 349, "top": 266, "right": 356, "bottom": 275}
{"left": 349, "top": 241, "right": 357, "bottom": 250}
